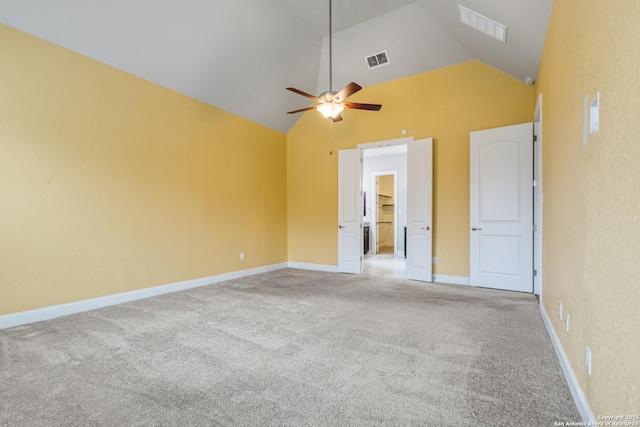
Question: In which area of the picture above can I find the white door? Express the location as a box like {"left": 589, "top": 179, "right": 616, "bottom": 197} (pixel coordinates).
{"left": 470, "top": 123, "right": 533, "bottom": 292}
{"left": 338, "top": 149, "right": 362, "bottom": 274}
{"left": 406, "top": 138, "right": 433, "bottom": 282}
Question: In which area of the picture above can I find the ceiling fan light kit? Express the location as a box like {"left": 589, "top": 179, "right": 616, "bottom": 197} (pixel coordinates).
{"left": 317, "top": 102, "right": 345, "bottom": 119}
{"left": 286, "top": 0, "right": 382, "bottom": 122}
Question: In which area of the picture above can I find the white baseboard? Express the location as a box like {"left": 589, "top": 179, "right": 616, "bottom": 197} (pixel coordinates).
{"left": 0, "top": 262, "right": 288, "bottom": 330}
{"left": 287, "top": 262, "right": 338, "bottom": 273}
{"left": 539, "top": 302, "right": 594, "bottom": 422}
{"left": 432, "top": 274, "right": 471, "bottom": 286}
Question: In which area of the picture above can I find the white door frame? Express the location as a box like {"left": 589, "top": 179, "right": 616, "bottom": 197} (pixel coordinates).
{"left": 533, "top": 94, "right": 543, "bottom": 296}
{"left": 330, "top": 137, "right": 414, "bottom": 273}
{"left": 358, "top": 136, "right": 413, "bottom": 261}
{"left": 358, "top": 137, "right": 414, "bottom": 152}
{"left": 372, "top": 170, "right": 398, "bottom": 254}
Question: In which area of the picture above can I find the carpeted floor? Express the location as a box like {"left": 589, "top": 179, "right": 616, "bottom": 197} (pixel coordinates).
{"left": 0, "top": 269, "right": 580, "bottom": 426}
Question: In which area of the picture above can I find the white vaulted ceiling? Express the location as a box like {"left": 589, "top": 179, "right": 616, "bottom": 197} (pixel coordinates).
{"left": 0, "top": 0, "right": 553, "bottom": 133}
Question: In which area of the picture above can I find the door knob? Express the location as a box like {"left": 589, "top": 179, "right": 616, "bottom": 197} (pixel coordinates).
{"left": 338, "top": 225, "right": 346, "bottom": 229}
{"left": 471, "top": 227, "right": 483, "bottom": 231}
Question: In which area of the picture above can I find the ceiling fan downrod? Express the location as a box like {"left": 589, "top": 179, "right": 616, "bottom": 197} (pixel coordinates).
{"left": 328, "top": 0, "right": 333, "bottom": 94}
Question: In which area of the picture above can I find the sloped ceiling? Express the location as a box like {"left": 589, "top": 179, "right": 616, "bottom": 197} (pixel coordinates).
{"left": 0, "top": 0, "right": 553, "bottom": 133}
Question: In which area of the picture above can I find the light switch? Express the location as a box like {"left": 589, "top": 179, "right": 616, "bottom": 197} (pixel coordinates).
{"left": 590, "top": 92, "right": 600, "bottom": 133}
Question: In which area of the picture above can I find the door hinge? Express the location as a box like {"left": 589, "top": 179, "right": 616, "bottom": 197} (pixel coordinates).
{"left": 533, "top": 224, "right": 538, "bottom": 232}
{"left": 533, "top": 135, "right": 538, "bottom": 142}
{"left": 534, "top": 269, "right": 538, "bottom": 277}
{"left": 533, "top": 179, "right": 538, "bottom": 187}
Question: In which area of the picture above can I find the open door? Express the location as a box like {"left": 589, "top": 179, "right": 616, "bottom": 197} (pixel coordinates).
{"left": 338, "top": 149, "right": 362, "bottom": 274}
{"left": 406, "top": 138, "right": 433, "bottom": 282}
{"left": 470, "top": 123, "right": 533, "bottom": 292}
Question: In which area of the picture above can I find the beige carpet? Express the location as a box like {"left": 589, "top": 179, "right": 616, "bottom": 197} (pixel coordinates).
{"left": 0, "top": 269, "right": 580, "bottom": 426}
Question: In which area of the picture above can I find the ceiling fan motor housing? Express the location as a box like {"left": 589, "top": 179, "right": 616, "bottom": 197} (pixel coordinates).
{"left": 319, "top": 91, "right": 339, "bottom": 102}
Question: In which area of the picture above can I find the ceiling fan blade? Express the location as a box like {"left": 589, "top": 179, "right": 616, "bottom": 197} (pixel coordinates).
{"left": 343, "top": 102, "right": 382, "bottom": 111}
{"left": 330, "top": 114, "right": 343, "bottom": 123}
{"left": 287, "top": 106, "right": 317, "bottom": 114}
{"left": 334, "top": 82, "right": 362, "bottom": 102}
{"left": 286, "top": 87, "right": 320, "bottom": 101}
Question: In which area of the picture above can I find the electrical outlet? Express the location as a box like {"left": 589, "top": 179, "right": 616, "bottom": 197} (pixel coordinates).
{"left": 240, "top": 252, "right": 245, "bottom": 261}
{"left": 432, "top": 256, "right": 438, "bottom": 264}
{"left": 565, "top": 314, "right": 570, "bottom": 332}
{"left": 586, "top": 347, "right": 592, "bottom": 375}
{"left": 559, "top": 302, "right": 563, "bottom": 320}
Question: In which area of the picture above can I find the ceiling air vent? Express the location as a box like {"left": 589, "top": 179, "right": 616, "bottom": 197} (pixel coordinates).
{"left": 365, "top": 51, "right": 390, "bottom": 70}
{"left": 458, "top": 5, "right": 507, "bottom": 43}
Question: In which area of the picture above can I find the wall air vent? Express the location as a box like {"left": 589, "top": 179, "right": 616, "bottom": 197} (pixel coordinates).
{"left": 365, "top": 51, "right": 390, "bottom": 70}
{"left": 458, "top": 5, "right": 507, "bottom": 43}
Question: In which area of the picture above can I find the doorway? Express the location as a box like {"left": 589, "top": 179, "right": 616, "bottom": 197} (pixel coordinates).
{"left": 361, "top": 142, "right": 408, "bottom": 277}
{"left": 375, "top": 173, "right": 396, "bottom": 254}
{"left": 338, "top": 136, "right": 433, "bottom": 281}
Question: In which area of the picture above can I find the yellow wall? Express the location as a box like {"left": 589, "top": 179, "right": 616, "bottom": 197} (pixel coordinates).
{"left": 0, "top": 24, "right": 287, "bottom": 315}
{"left": 536, "top": 0, "right": 640, "bottom": 416}
{"left": 287, "top": 61, "right": 534, "bottom": 274}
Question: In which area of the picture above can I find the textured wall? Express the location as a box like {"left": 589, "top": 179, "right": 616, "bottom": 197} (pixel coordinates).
{"left": 287, "top": 60, "right": 534, "bottom": 275}
{"left": 0, "top": 24, "right": 288, "bottom": 315}
{"left": 536, "top": 0, "right": 640, "bottom": 416}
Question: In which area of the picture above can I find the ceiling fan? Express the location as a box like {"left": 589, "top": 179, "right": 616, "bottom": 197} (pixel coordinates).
{"left": 286, "top": 0, "right": 382, "bottom": 122}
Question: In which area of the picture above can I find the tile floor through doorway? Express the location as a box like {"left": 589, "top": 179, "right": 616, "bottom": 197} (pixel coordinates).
{"left": 363, "top": 253, "right": 407, "bottom": 278}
